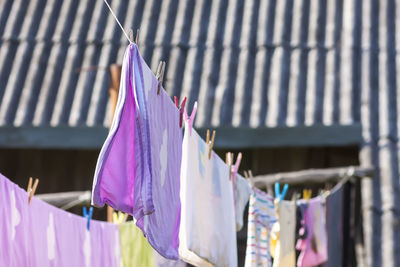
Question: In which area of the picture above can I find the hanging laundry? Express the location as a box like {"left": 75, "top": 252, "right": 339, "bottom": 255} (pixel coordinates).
{"left": 153, "top": 250, "right": 187, "bottom": 267}
{"left": 323, "top": 185, "right": 343, "bottom": 267}
{"left": 118, "top": 221, "right": 154, "bottom": 267}
{"left": 179, "top": 123, "right": 237, "bottom": 267}
{"left": 245, "top": 188, "right": 276, "bottom": 267}
{"left": 92, "top": 44, "right": 182, "bottom": 259}
{"left": 0, "top": 173, "right": 120, "bottom": 267}
{"left": 92, "top": 44, "right": 142, "bottom": 215}
{"left": 296, "top": 197, "right": 328, "bottom": 267}
{"left": 235, "top": 174, "right": 252, "bottom": 231}
{"left": 271, "top": 200, "right": 296, "bottom": 267}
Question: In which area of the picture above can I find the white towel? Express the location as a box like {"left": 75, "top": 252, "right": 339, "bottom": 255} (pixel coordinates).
{"left": 179, "top": 123, "right": 237, "bottom": 267}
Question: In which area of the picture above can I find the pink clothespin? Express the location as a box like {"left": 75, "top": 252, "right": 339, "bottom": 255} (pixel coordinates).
{"left": 231, "top": 152, "right": 242, "bottom": 183}
{"left": 184, "top": 102, "right": 197, "bottom": 136}
{"left": 174, "top": 96, "right": 187, "bottom": 128}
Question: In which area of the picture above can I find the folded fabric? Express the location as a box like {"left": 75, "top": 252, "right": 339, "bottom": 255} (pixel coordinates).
{"left": 179, "top": 124, "right": 237, "bottom": 267}
{"left": 235, "top": 174, "right": 252, "bottom": 231}
{"left": 0, "top": 173, "right": 120, "bottom": 267}
{"left": 272, "top": 200, "right": 296, "bottom": 267}
{"left": 92, "top": 44, "right": 182, "bottom": 259}
{"left": 296, "top": 197, "right": 328, "bottom": 267}
{"left": 92, "top": 43, "right": 150, "bottom": 216}
{"left": 244, "top": 188, "right": 276, "bottom": 267}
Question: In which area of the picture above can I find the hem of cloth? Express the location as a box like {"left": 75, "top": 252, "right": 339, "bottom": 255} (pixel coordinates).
{"left": 136, "top": 218, "right": 179, "bottom": 260}
{"left": 179, "top": 248, "right": 215, "bottom": 267}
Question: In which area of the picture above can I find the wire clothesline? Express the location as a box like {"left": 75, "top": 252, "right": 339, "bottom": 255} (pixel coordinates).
{"left": 102, "top": 0, "right": 132, "bottom": 44}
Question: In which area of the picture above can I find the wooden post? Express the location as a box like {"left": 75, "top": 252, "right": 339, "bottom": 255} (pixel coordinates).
{"left": 107, "top": 64, "right": 122, "bottom": 222}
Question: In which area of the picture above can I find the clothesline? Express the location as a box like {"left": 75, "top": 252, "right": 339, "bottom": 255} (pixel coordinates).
{"left": 251, "top": 165, "right": 374, "bottom": 186}
{"left": 36, "top": 165, "right": 373, "bottom": 210}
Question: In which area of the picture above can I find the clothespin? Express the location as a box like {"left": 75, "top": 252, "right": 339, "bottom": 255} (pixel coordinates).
{"left": 244, "top": 170, "right": 249, "bottom": 179}
{"left": 226, "top": 152, "right": 233, "bottom": 179}
{"left": 184, "top": 102, "right": 197, "bottom": 135}
{"left": 248, "top": 170, "right": 253, "bottom": 178}
{"left": 83, "top": 206, "right": 93, "bottom": 231}
{"left": 26, "top": 177, "right": 39, "bottom": 204}
{"left": 174, "top": 96, "right": 187, "bottom": 128}
{"left": 303, "top": 189, "right": 312, "bottom": 200}
{"left": 231, "top": 152, "right": 242, "bottom": 181}
{"left": 129, "top": 29, "right": 134, "bottom": 43}
{"left": 274, "top": 182, "right": 289, "bottom": 201}
{"left": 206, "top": 130, "right": 216, "bottom": 159}
{"left": 135, "top": 29, "right": 140, "bottom": 45}
{"left": 156, "top": 61, "right": 166, "bottom": 95}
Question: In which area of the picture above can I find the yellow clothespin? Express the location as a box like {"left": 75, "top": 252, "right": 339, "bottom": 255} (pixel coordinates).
{"left": 27, "top": 177, "right": 39, "bottom": 204}
{"left": 112, "top": 211, "right": 128, "bottom": 224}
{"left": 156, "top": 61, "right": 166, "bottom": 95}
{"left": 208, "top": 130, "right": 216, "bottom": 159}
{"left": 303, "top": 189, "right": 312, "bottom": 200}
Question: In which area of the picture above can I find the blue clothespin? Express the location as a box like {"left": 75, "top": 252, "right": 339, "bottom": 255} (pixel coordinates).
{"left": 83, "top": 206, "right": 93, "bottom": 230}
{"left": 274, "top": 182, "right": 289, "bottom": 201}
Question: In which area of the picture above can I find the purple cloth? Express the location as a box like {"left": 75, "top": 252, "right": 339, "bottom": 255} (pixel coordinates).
{"left": 92, "top": 44, "right": 182, "bottom": 259}
{"left": 0, "top": 173, "right": 120, "bottom": 267}
{"left": 133, "top": 44, "right": 182, "bottom": 260}
{"left": 92, "top": 44, "right": 154, "bottom": 217}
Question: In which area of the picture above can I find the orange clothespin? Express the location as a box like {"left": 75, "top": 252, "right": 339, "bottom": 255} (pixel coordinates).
{"left": 303, "top": 189, "right": 312, "bottom": 200}
{"left": 207, "top": 130, "right": 216, "bottom": 159}
{"left": 26, "top": 177, "right": 39, "bottom": 204}
{"left": 156, "top": 61, "right": 166, "bottom": 95}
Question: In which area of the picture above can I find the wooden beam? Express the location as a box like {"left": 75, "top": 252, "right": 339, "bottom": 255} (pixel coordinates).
{"left": 250, "top": 166, "right": 374, "bottom": 187}
{"left": 196, "top": 124, "right": 363, "bottom": 148}
{"left": 0, "top": 124, "right": 362, "bottom": 149}
{"left": 107, "top": 64, "right": 122, "bottom": 222}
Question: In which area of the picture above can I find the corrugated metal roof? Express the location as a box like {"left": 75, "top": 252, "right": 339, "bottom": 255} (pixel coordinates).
{"left": 0, "top": 0, "right": 360, "bottom": 128}
{"left": 1, "top": 0, "right": 400, "bottom": 266}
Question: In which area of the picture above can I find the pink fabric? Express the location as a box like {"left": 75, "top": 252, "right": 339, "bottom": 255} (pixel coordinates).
{"left": 296, "top": 197, "right": 328, "bottom": 267}
{"left": 0, "top": 173, "right": 120, "bottom": 267}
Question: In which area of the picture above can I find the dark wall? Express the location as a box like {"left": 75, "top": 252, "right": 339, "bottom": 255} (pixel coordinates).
{"left": 0, "top": 146, "right": 359, "bottom": 266}
{"left": 0, "top": 146, "right": 359, "bottom": 194}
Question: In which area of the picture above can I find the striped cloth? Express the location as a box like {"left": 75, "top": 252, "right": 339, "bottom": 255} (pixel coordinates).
{"left": 245, "top": 188, "right": 277, "bottom": 267}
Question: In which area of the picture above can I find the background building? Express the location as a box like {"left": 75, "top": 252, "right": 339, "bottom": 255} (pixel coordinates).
{"left": 0, "top": 0, "right": 397, "bottom": 266}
